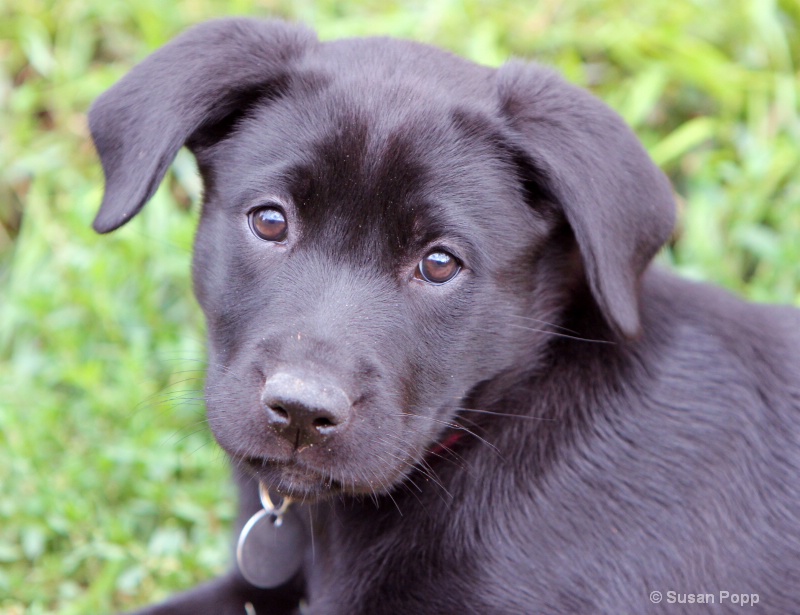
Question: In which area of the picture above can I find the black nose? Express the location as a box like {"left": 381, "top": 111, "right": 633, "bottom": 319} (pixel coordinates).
{"left": 261, "top": 372, "right": 351, "bottom": 447}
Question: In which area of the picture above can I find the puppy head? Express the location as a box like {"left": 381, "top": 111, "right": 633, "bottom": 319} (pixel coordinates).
{"left": 90, "top": 19, "right": 674, "bottom": 500}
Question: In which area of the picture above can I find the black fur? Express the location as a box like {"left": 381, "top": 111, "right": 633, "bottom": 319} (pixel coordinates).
{"left": 89, "top": 18, "right": 800, "bottom": 614}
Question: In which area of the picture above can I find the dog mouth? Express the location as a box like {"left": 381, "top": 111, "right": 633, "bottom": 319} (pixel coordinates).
{"left": 238, "top": 425, "right": 467, "bottom": 502}
{"left": 240, "top": 456, "right": 383, "bottom": 501}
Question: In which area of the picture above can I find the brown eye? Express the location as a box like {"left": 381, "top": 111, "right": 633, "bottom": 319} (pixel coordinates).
{"left": 416, "top": 250, "right": 461, "bottom": 284}
{"left": 249, "top": 206, "right": 287, "bottom": 242}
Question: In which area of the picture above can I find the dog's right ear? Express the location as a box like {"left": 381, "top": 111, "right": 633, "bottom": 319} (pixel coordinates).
{"left": 89, "top": 18, "right": 315, "bottom": 233}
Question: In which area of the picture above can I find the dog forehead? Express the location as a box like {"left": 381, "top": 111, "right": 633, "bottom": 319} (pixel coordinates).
{"left": 214, "top": 59, "right": 524, "bottom": 255}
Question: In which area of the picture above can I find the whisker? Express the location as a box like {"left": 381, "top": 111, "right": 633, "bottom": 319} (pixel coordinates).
{"left": 308, "top": 505, "right": 316, "bottom": 565}
{"left": 396, "top": 479, "right": 427, "bottom": 510}
{"left": 507, "top": 322, "right": 615, "bottom": 345}
{"left": 133, "top": 379, "right": 205, "bottom": 412}
{"left": 187, "top": 437, "right": 215, "bottom": 457}
{"left": 374, "top": 470, "right": 405, "bottom": 516}
{"left": 375, "top": 435, "right": 452, "bottom": 501}
{"left": 400, "top": 409, "right": 503, "bottom": 459}
{"left": 424, "top": 445, "right": 472, "bottom": 474}
{"left": 413, "top": 457, "right": 453, "bottom": 502}
{"left": 508, "top": 314, "right": 580, "bottom": 336}
{"left": 457, "top": 406, "right": 556, "bottom": 422}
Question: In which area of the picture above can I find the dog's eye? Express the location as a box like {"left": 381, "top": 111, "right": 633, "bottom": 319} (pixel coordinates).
{"left": 416, "top": 250, "right": 461, "bottom": 284}
{"left": 249, "top": 206, "right": 288, "bottom": 242}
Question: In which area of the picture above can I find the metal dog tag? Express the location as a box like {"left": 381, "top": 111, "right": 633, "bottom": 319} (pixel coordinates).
{"left": 236, "top": 484, "right": 304, "bottom": 588}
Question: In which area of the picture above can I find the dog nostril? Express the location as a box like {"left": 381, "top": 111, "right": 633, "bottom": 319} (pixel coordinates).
{"left": 272, "top": 406, "right": 289, "bottom": 421}
{"left": 312, "top": 416, "right": 335, "bottom": 429}
{"left": 265, "top": 404, "right": 291, "bottom": 428}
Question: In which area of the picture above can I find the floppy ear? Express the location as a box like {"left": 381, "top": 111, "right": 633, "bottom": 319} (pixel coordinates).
{"left": 89, "top": 18, "right": 315, "bottom": 233}
{"left": 495, "top": 62, "right": 675, "bottom": 339}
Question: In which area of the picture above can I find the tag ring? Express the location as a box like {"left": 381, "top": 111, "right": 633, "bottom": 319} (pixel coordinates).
{"left": 259, "top": 482, "right": 293, "bottom": 517}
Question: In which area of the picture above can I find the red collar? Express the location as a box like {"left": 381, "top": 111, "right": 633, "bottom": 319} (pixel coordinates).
{"left": 427, "top": 431, "right": 465, "bottom": 457}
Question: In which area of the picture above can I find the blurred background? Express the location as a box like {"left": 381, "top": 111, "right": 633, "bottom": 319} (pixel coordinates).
{"left": 1, "top": 0, "right": 799, "bottom": 612}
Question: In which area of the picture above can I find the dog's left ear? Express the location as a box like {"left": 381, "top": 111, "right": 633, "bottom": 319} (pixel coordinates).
{"left": 496, "top": 62, "right": 675, "bottom": 339}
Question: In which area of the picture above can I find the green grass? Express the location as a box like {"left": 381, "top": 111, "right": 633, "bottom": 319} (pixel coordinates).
{"left": 1, "top": 0, "right": 799, "bottom": 612}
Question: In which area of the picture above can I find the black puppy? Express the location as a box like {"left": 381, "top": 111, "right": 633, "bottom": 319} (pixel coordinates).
{"left": 90, "top": 18, "right": 800, "bottom": 614}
